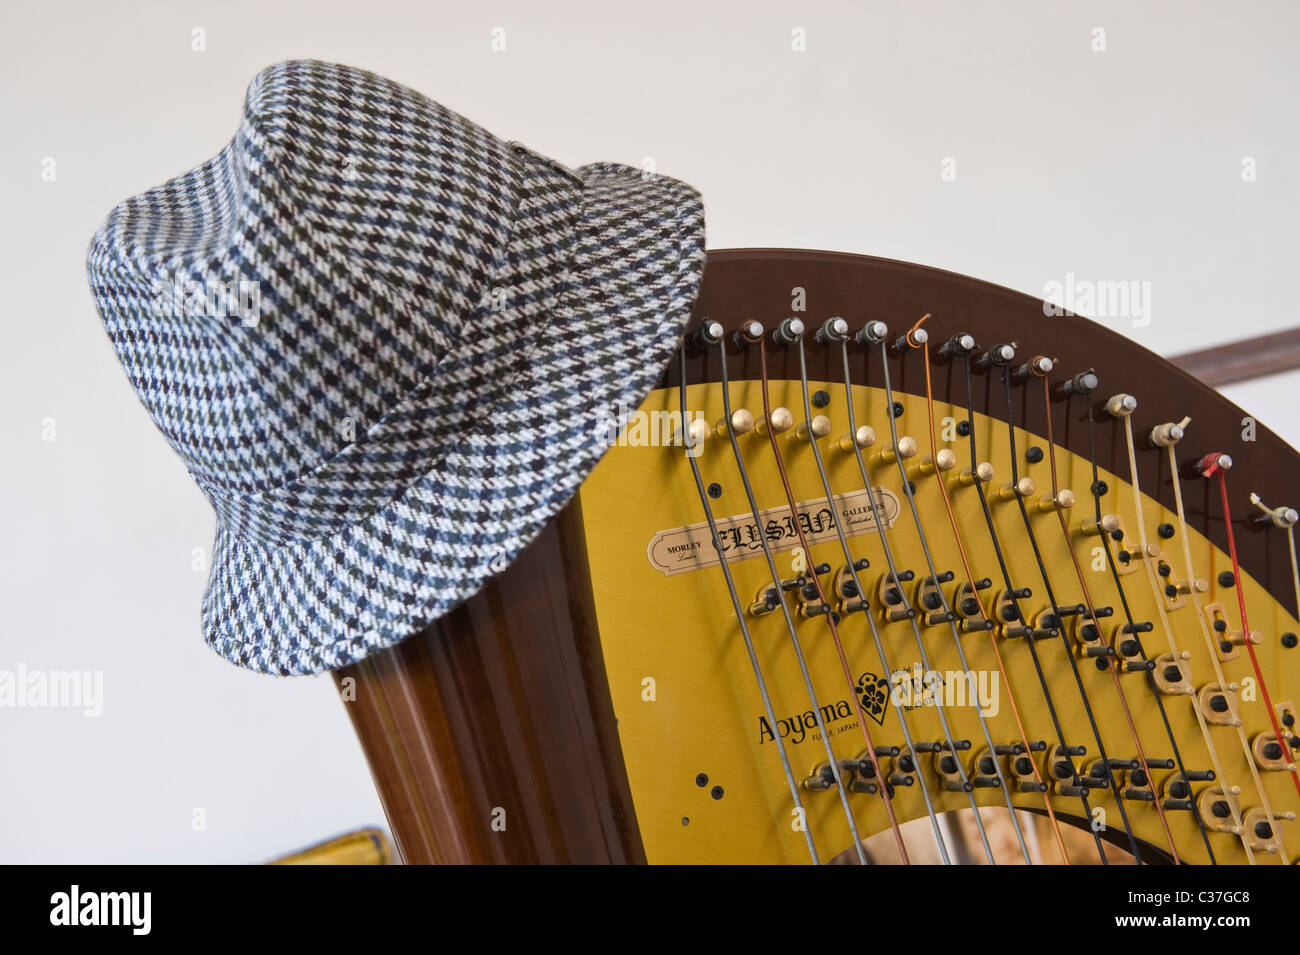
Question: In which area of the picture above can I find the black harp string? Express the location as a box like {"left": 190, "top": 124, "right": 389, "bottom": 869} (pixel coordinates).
{"left": 868, "top": 337, "right": 1019, "bottom": 867}
{"left": 710, "top": 340, "right": 881, "bottom": 864}
{"left": 787, "top": 335, "right": 955, "bottom": 864}
{"left": 853, "top": 343, "right": 994, "bottom": 863}
{"left": 997, "top": 367, "right": 1151, "bottom": 862}
{"left": 848, "top": 342, "right": 999, "bottom": 864}
{"left": 1028, "top": 373, "right": 1182, "bottom": 864}
{"left": 1060, "top": 381, "right": 1218, "bottom": 864}
{"left": 744, "top": 338, "right": 912, "bottom": 863}
{"left": 869, "top": 334, "right": 1032, "bottom": 864}
{"left": 677, "top": 347, "right": 822, "bottom": 864}
{"left": 959, "top": 356, "right": 1112, "bottom": 864}
{"left": 917, "top": 334, "right": 1073, "bottom": 863}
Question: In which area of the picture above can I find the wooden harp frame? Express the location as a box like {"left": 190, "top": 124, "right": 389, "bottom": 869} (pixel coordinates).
{"left": 333, "top": 249, "right": 1300, "bottom": 865}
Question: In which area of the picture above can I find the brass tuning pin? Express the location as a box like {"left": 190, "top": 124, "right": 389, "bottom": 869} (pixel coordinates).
{"left": 953, "top": 461, "right": 994, "bottom": 488}
{"left": 908, "top": 449, "right": 956, "bottom": 480}
{"left": 756, "top": 407, "right": 794, "bottom": 437}
{"left": 795, "top": 415, "right": 832, "bottom": 442}
{"left": 997, "top": 476, "right": 1035, "bottom": 502}
{"left": 715, "top": 408, "right": 754, "bottom": 438}
{"left": 1036, "top": 488, "right": 1076, "bottom": 512}
{"left": 685, "top": 416, "right": 712, "bottom": 449}
{"left": 838, "top": 425, "right": 876, "bottom": 453}
{"left": 1080, "top": 513, "right": 1120, "bottom": 537}
{"left": 873, "top": 437, "right": 918, "bottom": 466}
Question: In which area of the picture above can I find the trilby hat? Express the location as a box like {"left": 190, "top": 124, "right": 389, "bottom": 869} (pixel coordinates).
{"left": 87, "top": 60, "right": 706, "bottom": 675}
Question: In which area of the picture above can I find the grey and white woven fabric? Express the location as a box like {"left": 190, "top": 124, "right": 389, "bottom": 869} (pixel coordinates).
{"left": 87, "top": 59, "right": 706, "bottom": 675}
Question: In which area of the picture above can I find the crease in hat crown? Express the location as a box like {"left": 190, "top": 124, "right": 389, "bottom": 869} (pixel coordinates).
{"left": 87, "top": 59, "right": 706, "bottom": 675}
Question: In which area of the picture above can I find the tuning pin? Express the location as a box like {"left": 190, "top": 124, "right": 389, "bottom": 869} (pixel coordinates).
{"left": 838, "top": 425, "right": 877, "bottom": 452}
{"left": 756, "top": 407, "right": 795, "bottom": 437}
{"left": 686, "top": 417, "right": 712, "bottom": 448}
{"left": 1013, "top": 355, "right": 1054, "bottom": 381}
{"left": 772, "top": 317, "right": 805, "bottom": 345}
{"left": 953, "top": 462, "right": 995, "bottom": 488}
{"left": 873, "top": 437, "right": 918, "bottom": 466}
{"left": 715, "top": 408, "right": 755, "bottom": 438}
{"left": 939, "top": 333, "right": 977, "bottom": 359}
{"left": 1105, "top": 393, "right": 1138, "bottom": 418}
{"left": 856, "top": 320, "right": 889, "bottom": 345}
{"left": 1057, "top": 368, "right": 1099, "bottom": 396}
{"left": 795, "top": 415, "right": 832, "bottom": 442}
{"left": 816, "top": 316, "right": 851, "bottom": 344}
{"left": 997, "top": 477, "right": 1036, "bottom": 501}
{"left": 1252, "top": 494, "right": 1299, "bottom": 528}
{"left": 735, "top": 320, "right": 765, "bottom": 347}
{"left": 1081, "top": 513, "right": 1120, "bottom": 537}
{"left": 696, "top": 319, "right": 725, "bottom": 348}
{"left": 1149, "top": 417, "right": 1190, "bottom": 448}
{"left": 890, "top": 324, "right": 928, "bottom": 354}
{"left": 976, "top": 343, "right": 1017, "bottom": 368}
{"left": 908, "top": 449, "right": 957, "bottom": 480}
{"left": 1197, "top": 452, "right": 1233, "bottom": 475}
{"left": 1037, "top": 489, "right": 1076, "bottom": 512}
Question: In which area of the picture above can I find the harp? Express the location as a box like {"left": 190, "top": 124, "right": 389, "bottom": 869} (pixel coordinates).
{"left": 333, "top": 249, "right": 1300, "bottom": 865}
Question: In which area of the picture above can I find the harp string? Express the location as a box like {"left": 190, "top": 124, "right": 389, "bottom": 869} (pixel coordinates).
{"left": 998, "top": 367, "right": 1151, "bottom": 862}
{"left": 893, "top": 325, "right": 1034, "bottom": 864}
{"left": 784, "top": 336, "right": 956, "bottom": 864}
{"left": 1209, "top": 463, "right": 1300, "bottom": 806}
{"left": 1031, "top": 376, "right": 1182, "bottom": 863}
{"left": 959, "top": 356, "right": 1111, "bottom": 864}
{"left": 917, "top": 335, "right": 1073, "bottom": 864}
{"left": 1164, "top": 439, "right": 1290, "bottom": 858}
{"left": 750, "top": 337, "right": 913, "bottom": 863}
{"left": 871, "top": 331, "right": 1017, "bottom": 864}
{"left": 676, "top": 347, "right": 823, "bottom": 865}
{"left": 828, "top": 343, "right": 961, "bottom": 865}
{"left": 1249, "top": 493, "right": 1300, "bottom": 626}
{"left": 714, "top": 346, "right": 875, "bottom": 865}
{"left": 1102, "top": 405, "right": 1232, "bottom": 862}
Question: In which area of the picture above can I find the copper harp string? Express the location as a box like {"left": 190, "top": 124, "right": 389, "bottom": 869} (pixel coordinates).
{"left": 958, "top": 355, "right": 1111, "bottom": 864}
{"left": 1166, "top": 441, "right": 1290, "bottom": 859}
{"left": 1209, "top": 461, "right": 1300, "bottom": 807}
{"left": 868, "top": 330, "right": 1016, "bottom": 864}
{"left": 750, "top": 336, "right": 914, "bottom": 863}
{"left": 1103, "top": 405, "right": 1242, "bottom": 861}
{"left": 676, "top": 346, "right": 823, "bottom": 864}
{"left": 710, "top": 338, "right": 881, "bottom": 864}
{"left": 1033, "top": 376, "right": 1182, "bottom": 863}
{"left": 917, "top": 332, "right": 1072, "bottom": 864}
{"left": 997, "top": 366, "right": 1151, "bottom": 862}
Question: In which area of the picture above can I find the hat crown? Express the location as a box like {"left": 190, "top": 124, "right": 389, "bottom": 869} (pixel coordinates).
{"left": 88, "top": 60, "right": 521, "bottom": 497}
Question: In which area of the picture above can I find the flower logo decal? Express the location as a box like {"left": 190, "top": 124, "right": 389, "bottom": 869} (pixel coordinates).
{"left": 856, "top": 672, "right": 889, "bottom": 725}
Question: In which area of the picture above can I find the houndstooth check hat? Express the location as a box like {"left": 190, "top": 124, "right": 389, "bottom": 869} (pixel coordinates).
{"left": 87, "top": 60, "right": 705, "bottom": 676}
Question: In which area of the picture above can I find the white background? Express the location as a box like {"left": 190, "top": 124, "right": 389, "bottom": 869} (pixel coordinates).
{"left": 2, "top": 0, "right": 1297, "bottom": 862}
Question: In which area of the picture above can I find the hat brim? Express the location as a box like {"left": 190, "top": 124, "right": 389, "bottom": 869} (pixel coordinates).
{"left": 202, "top": 154, "right": 705, "bottom": 675}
